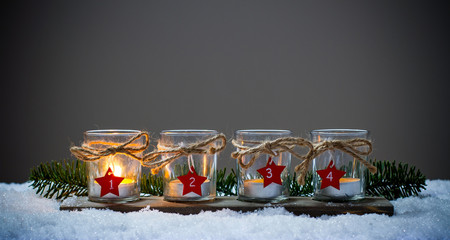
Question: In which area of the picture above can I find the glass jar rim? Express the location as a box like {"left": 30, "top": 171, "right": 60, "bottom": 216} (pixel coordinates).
{"left": 311, "top": 129, "right": 368, "bottom": 135}
{"left": 161, "top": 129, "right": 218, "bottom": 136}
{"left": 235, "top": 129, "right": 292, "bottom": 135}
{"left": 85, "top": 129, "right": 141, "bottom": 136}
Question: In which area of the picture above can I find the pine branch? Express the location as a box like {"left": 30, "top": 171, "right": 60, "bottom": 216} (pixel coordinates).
{"left": 365, "top": 160, "right": 427, "bottom": 200}
{"left": 141, "top": 172, "right": 164, "bottom": 196}
{"left": 217, "top": 168, "right": 237, "bottom": 196}
{"left": 29, "top": 160, "right": 88, "bottom": 200}
{"left": 290, "top": 173, "right": 314, "bottom": 197}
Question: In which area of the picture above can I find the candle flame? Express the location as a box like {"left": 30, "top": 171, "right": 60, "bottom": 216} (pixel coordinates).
{"left": 110, "top": 164, "right": 122, "bottom": 176}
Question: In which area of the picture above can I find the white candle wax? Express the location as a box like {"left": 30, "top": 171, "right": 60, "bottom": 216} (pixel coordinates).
{"left": 167, "top": 179, "right": 211, "bottom": 198}
{"left": 320, "top": 178, "right": 361, "bottom": 197}
{"left": 92, "top": 179, "right": 137, "bottom": 199}
{"left": 243, "top": 179, "right": 283, "bottom": 199}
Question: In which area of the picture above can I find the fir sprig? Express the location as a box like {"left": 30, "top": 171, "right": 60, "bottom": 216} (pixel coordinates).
{"left": 290, "top": 173, "right": 314, "bottom": 196}
{"left": 365, "top": 160, "right": 427, "bottom": 200}
{"left": 141, "top": 172, "right": 164, "bottom": 196}
{"left": 29, "top": 160, "right": 88, "bottom": 199}
{"left": 217, "top": 168, "right": 237, "bottom": 196}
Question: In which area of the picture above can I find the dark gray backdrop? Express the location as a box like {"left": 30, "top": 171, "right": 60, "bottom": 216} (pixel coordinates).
{"left": 3, "top": 0, "right": 449, "bottom": 182}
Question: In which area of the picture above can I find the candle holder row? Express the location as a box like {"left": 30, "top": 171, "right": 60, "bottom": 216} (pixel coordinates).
{"left": 73, "top": 129, "right": 371, "bottom": 204}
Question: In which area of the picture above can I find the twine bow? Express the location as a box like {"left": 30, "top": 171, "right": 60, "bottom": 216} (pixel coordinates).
{"left": 294, "top": 138, "right": 376, "bottom": 185}
{"left": 70, "top": 132, "right": 150, "bottom": 162}
{"left": 142, "top": 134, "right": 227, "bottom": 175}
{"left": 231, "top": 137, "right": 314, "bottom": 170}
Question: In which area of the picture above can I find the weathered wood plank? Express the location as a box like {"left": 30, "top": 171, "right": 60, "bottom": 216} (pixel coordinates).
{"left": 60, "top": 196, "right": 394, "bottom": 216}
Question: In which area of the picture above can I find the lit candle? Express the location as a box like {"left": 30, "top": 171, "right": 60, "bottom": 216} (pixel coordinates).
{"left": 166, "top": 179, "right": 211, "bottom": 198}
{"left": 243, "top": 179, "right": 282, "bottom": 199}
{"left": 92, "top": 178, "right": 137, "bottom": 199}
{"left": 79, "top": 130, "right": 145, "bottom": 203}
{"left": 90, "top": 164, "right": 139, "bottom": 200}
{"left": 320, "top": 178, "right": 361, "bottom": 198}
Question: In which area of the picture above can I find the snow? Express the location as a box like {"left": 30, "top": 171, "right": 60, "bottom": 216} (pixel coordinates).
{"left": 1, "top": 180, "right": 449, "bottom": 240}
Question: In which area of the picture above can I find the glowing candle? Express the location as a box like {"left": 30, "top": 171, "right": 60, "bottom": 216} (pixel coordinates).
{"left": 90, "top": 164, "right": 139, "bottom": 200}
{"left": 311, "top": 129, "right": 369, "bottom": 201}
{"left": 81, "top": 130, "right": 144, "bottom": 203}
{"left": 243, "top": 179, "right": 282, "bottom": 199}
{"left": 320, "top": 178, "right": 361, "bottom": 198}
{"left": 91, "top": 178, "right": 137, "bottom": 199}
{"left": 160, "top": 130, "right": 221, "bottom": 202}
{"left": 166, "top": 179, "right": 211, "bottom": 198}
{"left": 234, "top": 129, "right": 292, "bottom": 202}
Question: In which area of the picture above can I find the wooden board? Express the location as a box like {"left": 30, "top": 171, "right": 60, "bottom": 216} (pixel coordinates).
{"left": 60, "top": 196, "right": 394, "bottom": 216}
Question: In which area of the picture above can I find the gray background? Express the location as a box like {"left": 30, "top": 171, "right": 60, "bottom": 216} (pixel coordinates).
{"left": 3, "top": 0, "right": 449, "bottom": 182}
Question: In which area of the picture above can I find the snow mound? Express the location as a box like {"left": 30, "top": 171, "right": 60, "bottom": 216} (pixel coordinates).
{"left": 0, "top": 180, "right": 449, "bottom": 240}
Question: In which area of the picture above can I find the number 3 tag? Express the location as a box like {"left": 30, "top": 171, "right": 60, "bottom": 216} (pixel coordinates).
{"left": 256, "top": 157, "right": 286, "bottom": 188}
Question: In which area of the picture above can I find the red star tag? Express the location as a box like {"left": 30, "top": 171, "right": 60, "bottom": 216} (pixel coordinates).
{"left": 256, "top": 157, "right": 286, "bottom": 188}
{"left": 177, "top": 167, "right": 207, "bottom": 196}
{"left": 95, "top": 167, "right": 124, "bottom": 197}
{"left": 316, "top": 160, "right": 346, "bottom": 190}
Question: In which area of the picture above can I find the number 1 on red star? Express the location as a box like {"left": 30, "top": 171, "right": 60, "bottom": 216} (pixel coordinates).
{"left": 95, "top": 167, "right": 124, "bottom": 197}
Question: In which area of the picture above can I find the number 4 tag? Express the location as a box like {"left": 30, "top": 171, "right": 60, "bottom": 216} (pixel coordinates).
{"left": 316, "top": 160, "right": 346, "bottom": 190}
{"left": 326, "top": 171, "right": 333, "bottom": 182}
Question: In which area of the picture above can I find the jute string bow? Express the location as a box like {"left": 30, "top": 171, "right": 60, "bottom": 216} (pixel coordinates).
{"left": 142, "top": 134, "right": 227, "bottom": 175}
{"left": 70, "top": 132, "right": 150, "bottom": 162}
{"left": 295, "top": 138, "right": 376, "bottom": 185}
{"left": 231, "top": 137, "right": 314, "bottom": 171}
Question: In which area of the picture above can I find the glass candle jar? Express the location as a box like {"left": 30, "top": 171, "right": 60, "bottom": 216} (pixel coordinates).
{"left": 235, "top": 129, "right": 292, "bottom": 202}
{"left": 160, "top": 130, "right": 218, "bottom": 202}
{"left": 85, "top": 130, "right": 144, "bottom": 203}
{"left": 311, "top": 129, "right": 369, "bottom": 201}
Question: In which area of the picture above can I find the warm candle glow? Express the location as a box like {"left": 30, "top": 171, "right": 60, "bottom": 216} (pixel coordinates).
{"left": 248, "top": 179, "right": 264, "bottom": 183}
{"left": 319, "top": 177, "right": 360, "bottom": 184}
{"left": 96, "top": 161, "right": 135, "bottom": 184}
{"left": 167, "top": 179, "right": 210, "bottom": 198}
{"left": 88, "top": 141, "right": 142, "bottom": 147}
{"left": 203, "top": 155, "right": 207, "bottom": 176}
{"left": 339, "top": 178, "right": 359, "bottom": 183}
{"left": 318, "top": 177, "right": 361, "bottom": 199}
{"left": 243, "top": 178, "right": 283, "bottom": 199}
{"left": 103, "top": 154, "right": 124, "bottom": 177}
{"left": 84, "top": 130, "right": 143, "bottom": 203}
{"left": 110, "top": 164, "right": 122, "bottom": 176}
{"left": 95, "top": 178, "right": 134, "bottom": 184}
{"left": 121, "top": 178, "right": 134, "bottom": 184}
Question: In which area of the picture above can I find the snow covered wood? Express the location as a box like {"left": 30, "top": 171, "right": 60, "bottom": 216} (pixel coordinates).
{"left": 60, "top": 196, "right": 394, "bottom": 216}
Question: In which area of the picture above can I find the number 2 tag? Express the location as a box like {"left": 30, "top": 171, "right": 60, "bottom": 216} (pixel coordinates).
{"left": 177, "top": 168, "right": 207, "bottom": 196}
{"left": 189, "top": 177, "right": 196, "bottom": 187}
